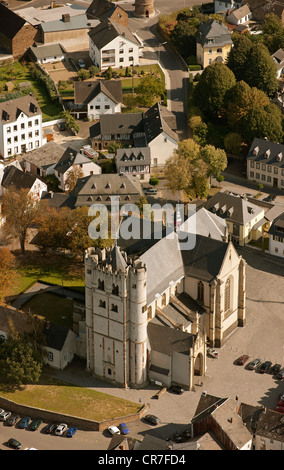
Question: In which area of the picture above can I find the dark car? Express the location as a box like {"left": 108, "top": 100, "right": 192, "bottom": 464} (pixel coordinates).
{"left": 29, "top": 419, "right": 43, "bottom": 431}
{"left": 277, "top": 368, "right": 284, "bottom": 380}
{"left": 8, "top": 438, "right": 22, "bottom": 449}
{"left": 270, "top": 364, "right": 281, "bottom": 375}
{"left": 258, "top": 361, "right": 272, "bottom": 373}
{"left": 144, "top": 414, "right": 160, "bottom": 426}
{"left": 6, "top": 415, "right": 20, "bottom": 427}
{"left": 236, "top": 355, "right": 249, "bottom": 365}
{"left": 18, "top": 417, "right": 31, "bottom": 429}
{"left": 44, "top": 423, "right": 58, "bottom": 434}
{"left": 168, "top": 385, "right": 184, "bottom": 395}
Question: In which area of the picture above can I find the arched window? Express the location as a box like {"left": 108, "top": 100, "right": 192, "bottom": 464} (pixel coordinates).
{"left": 197, "top": 281, "right": 204, "bottom": 302}
{"left": 98, "top": 279, "right": 104, "bottom": 291}
{"left": 225, "top": 278, "right": 230, "bottom": 312}
{"left": 99, "top": 299, "right": 106, "bottom": 308}
{"left": 112, "top": 284, "right": 119, "bottom": 296}
{"left": 111, "top": 304, "right": 118, "bottom": 312}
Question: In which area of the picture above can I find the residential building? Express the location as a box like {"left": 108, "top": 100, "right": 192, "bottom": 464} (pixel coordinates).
{"left": 54, "top": 147, "right": 102, "bottom": 191}
{"left": 202, "top": 190, "right": 265, "bottom": 245}
{"left": 89, "top": 102, "right": 178, "bottom": 166}
{"left": 86, "top": 0, "right": 129, "bottom": 27}
{"left": 39, "top": 13, "right": 99, "bottom": 45}
{"left": 191, "top": 393, "right": 252, "bottom": 450}
{"left": 70, "top": 173, "right": 144, "bottom": 208}
{"left": 73, "top": 79, "right": 123, "bottom": 121}
{"left": 0, "top": 159, "right": 22, "bottom": 196}
{"left": 116, "top": 147, "right": 151, "bottom": 181}
{"left": 214, "top": 0, "right": 243, "bottom": 14}
{"left": 0, "top": 96, "right": 43, "bottom": 160}
{"left": 246, "top": 137, "right": 284, "bottom": 190}
{"left": 196, "top": 19, "right": 233, "bottom": 68}
{"left": 245, "top": 0, "right": 284, "bottom": 25}
{"left": 23, "top": 141, "right": 66, "bottom": 178}
{"left": 1, "top": 165, "right": 47, "bottom": 200}
{"left": 83, "top": 225, "right": 246, "bottom": 389}
{"left": 43, "top": 321, "right": 76, "bottom": 371}
{"left": 0, "top": 4, "right": 39, "bottom": 59}
{"left": 29, "top": 43, "right": 66, "bottom": 65}
{"left": 268, "top": 211, "right": 284, "bottom": 257}
{"left": 271, "top": 48, "right": 284, "bottom": 78}
{"left": 226, "top": 4, "right": 252, "bottom": 25}
{"left": 88, "top": 20, "right": 142, "bottom": 71}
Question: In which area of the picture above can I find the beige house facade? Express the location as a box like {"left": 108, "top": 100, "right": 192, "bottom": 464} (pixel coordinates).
{"left": 196, "top": 19, "right": 233, "bottom": 68}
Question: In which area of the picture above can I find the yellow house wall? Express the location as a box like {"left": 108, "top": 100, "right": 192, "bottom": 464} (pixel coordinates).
{"left": 197, "top": 43, "right": 232, "bottom": 68}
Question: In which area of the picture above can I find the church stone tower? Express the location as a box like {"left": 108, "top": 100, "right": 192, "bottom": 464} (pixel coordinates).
{"left": 134, "top": 0, "right": 155, "bottom": 18}
{"left": 85, "top": 245, "right": 148, "bottom": 389}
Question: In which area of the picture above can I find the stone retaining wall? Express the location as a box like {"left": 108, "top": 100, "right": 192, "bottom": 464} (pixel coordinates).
{"left": 0, "top": 395, "right": 149, "bottom": 432}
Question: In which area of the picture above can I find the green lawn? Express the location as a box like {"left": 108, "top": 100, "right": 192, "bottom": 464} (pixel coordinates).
{"left": 7, "top": 252, "right": 85, "bottom": 298}
{"left": 0, "top": 375, "right": 141, "bottom": 421}
{"left": 0, "top": 62, "right": 62, "bottom": 122}
{"left": 21, "top": 293, "right": 74, "bottom": 328}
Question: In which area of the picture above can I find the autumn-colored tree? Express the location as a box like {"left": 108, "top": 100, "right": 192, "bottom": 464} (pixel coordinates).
{"left": 2, "top": 188, "right": 42, "bottom": 254}
{"left": 64, "top": 165, "right": 84, "bottom": 192}
{"left": 164, "top": 140, "right": 200, "bottom": 193}
{"left": 0, "top": 248, "right": 17, "bottom": 303}
{"left": 35, "top": 206, "right": 73, "bottom": 253}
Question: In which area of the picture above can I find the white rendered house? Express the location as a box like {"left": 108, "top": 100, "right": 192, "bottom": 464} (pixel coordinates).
{"left": 268, "top": 212, "right": 284, "bottom": 258}
{"left": 0, "top": 96, "right": 43, "bottom": 160}
{"left": 88, "top": 20, "right": 142, "bottom": 71}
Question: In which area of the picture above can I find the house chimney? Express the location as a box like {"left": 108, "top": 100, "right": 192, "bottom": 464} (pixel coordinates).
{"left": 62, "top": 13, "right": 70, "bottom": 22}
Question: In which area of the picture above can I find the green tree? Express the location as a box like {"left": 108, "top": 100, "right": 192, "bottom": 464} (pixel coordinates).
{"left": 136, "top": 75, "right": 164, "bottom": 106}
{"left": 242, "top": 105, "right": 283, "bottom": 144}
{"left": 171, "top": 20, "right": 200, "bottom": 58}
{"left": 194, "top": 63, "right": 236, "bottom": 119}
{"left": 224, "top": 132, "right": 243, "bottom": 155}
{"left": 77, "top": 69, "right": 90, "bottom": 81}
{"left": 262, "top": 13, "right": 284, "bottom": 53}
{"left": 60, "top": 111, "right": 79, "bottom": 134}
{"left": 200, "top": 145, "right": 227, "bottom": 177}
{"left": 226, "top": 34, "right": 253, "bottom": 81}
{"left": 244, "top": 43, "right": 278, "bottom": 96}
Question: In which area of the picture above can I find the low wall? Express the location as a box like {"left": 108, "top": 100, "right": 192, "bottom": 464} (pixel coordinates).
{"left": 0, "top": 395, "right": 149, "bottom": 432}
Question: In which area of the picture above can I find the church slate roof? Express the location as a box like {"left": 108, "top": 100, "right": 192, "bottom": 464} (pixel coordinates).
{"left": 147, "top": 321, "right": 195, "bottom": 356}
{"left": 0, "top": 4, "right": 26, "bottom": 40}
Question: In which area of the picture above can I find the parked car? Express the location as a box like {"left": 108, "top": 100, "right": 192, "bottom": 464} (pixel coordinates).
{"left": 236, "top": 355, "right": 249, "bottom": 365}
{"left": 247, "top": 358, "right": 262, "bottom": 370}
{"left": 7, "top": 438, "right": 22, "bottom": 449}
{"left": 78, "top": 59, "right": 86, "bottom": 69}
{"left": 207, "top": 347, "right": 219, "bottom": 358}
{"left": 29, "top": 419, "right": 43, "bottom": 431}
{"left": 258, "top": 361, "right": 272, "bottom": 374}
{"left": 143, "top": 414, "right": 160, "bottom": 426}
{"left": 6, "top": 415, "right": 20, "bottom": 427}
{"left": 168, "top": 385, "right": 184, "bottom": 395}
{"left": 108, "top": 425, "right": 120, "bottom": 436}
{"left": 119, "top": 423, "right": 129, "bottom": 435}
{"left": 18, "top": 417, "right": 31, "bottom": 429}
{"left": 82, "top": 145, "right": 98, "bottom": 159}
{"left": 270, "top": 364, "right": 281, "bottom": 375}
{"left": 275, "top": 405, "right": 284, "bottom": 414}
{"left": 277, "top": 368, "right": 284, "bottom": 380}
{"left": 143, "top": 188, "right": 157, "bottom": 195}
{"left": 66, "top": 426, "right": 78, "bottom": 437}
{"left": 0, "top": 410, "right": 11, "bottom": 421}
{"left": 55, "top": 423, "right": 68, "bottom": 436}
{"left": 44, "top": 423, "right": 58, "bottom": 434}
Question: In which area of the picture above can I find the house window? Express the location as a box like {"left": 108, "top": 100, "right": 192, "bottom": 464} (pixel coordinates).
{"left": 21, "top": 123, "right": 25, "bottom": 129}
{"left": 7, "top": 127, "right": 11, "bottom": 133}
{"left": 105, "top": 105, "right": 110, "bottom": 109}
{"left": 35, "top": 119, "right": 39, "bottom": 125}
{"left": 209, "top": 49, "right": 212, "bottom": 54}
{"left": 268, "top": 166, "right": 272, "bottom": 173}
{"left": 250, "top": 161, "right": 254, "bottom": 168}
{"left": 95, "top": 106, "right": 100, "bottom": 110}
{"left": 197, "top": 281, "right": 204, "bottom": 302}
{"left": 261, "top": 174, "right": 266, "bottom": 181}
{"left": 48, "top": 351, "right": 53, "bottom": 362}
{"left": 225, "top": 278, "right": 230, "bottom": 312}
{"left": 217, "top": 48, "right": 222, "bottom": 53}
{"left": 119, "top": 58, "right": 124, "bottom": 63}
{"left": 274, "top": 167, "right": 278, "bottom": 174}
{"left": 250, "top": 171, "right": 254, "bottom": 178}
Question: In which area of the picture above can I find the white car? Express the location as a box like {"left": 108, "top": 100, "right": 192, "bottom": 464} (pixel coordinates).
{"left": 0, "top": 410, "right": 11, "bottom": 421}
{"left": 108, "top": 425, "right": 120, "bottom": 436}
{"left": 207, "top": 347, "right": 219, "bottom": 358}
{"left": 55, "top": 423, "right": 68, "bottom": 436}
{"left": 78, "top": 59, "right": 86, "bottom": 69}
{"left": 82, "top": 145, "right": 98, "bottom": 159}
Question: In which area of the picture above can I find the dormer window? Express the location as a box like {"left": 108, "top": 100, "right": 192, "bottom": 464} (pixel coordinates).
{"left": 276, "top": 152, "right": 282, "bottom": 162}
{"left": 252, "top": 146, "right": 259, "bottom": 156}
{"left": 207, "top": 38, "right": 213, "bottom": 44}
{"left": 264, "top": 149, "right": 271, "bottom": 158}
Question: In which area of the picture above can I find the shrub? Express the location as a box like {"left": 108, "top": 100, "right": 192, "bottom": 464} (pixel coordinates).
{"left": 149, "top": 177, "right": 159, "bottom": 186}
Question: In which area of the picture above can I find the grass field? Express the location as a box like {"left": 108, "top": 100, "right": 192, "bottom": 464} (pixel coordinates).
{"left": 0, "top": 375, "right": 141, "bottom": 421}
{"left": 0, "top": 62, "right": 62, "bottom": 122}
{"left": 7, "top": 252, "right": 85, "bottom": 298}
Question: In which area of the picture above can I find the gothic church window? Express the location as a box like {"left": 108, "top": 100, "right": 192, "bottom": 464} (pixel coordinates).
{"left": 197, "top": 281, "right": 204, "bottom": 302}
{"left": 98, "top": 279, "right": 104, "bottom": 290}
{"left": 225, "top": 278, "right": 230, "bottom": 312}
{"left": 111, "top": 304, "right": 118, "bottom": 312}
{"left": 112, "top": 284, "right": 119, "bottom": 296}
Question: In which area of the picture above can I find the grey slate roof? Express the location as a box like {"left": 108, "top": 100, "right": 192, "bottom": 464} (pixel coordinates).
{"left": 268, "top": 211, "right": 284, "bottom": 239}
{"left": 90, "top": 112, "right": 143, "bottom": 138}
{"left": 29, "top": 43, "right": 66, "bottom": 60}
{"left": 86, "top": 0, "right": 116, "bottom": 19}
{"left": 143, "top": 103, "right": 178, "bottom": 144}
{"left": 0, "top": 95, "right": 41, "bottom": 123}
{"left": 41, "top": 14, "right": 99, "bottom": 33}
{"left": 179, "top": 207, "right": 227, "bottom": 241}
{"left": 74, "top": 79, "right": 123, "bottom": 106}
{"left": 23, "top": 141, "right": 65, "bottom": 170}
{"left": 147, "top": 321, "right": 195, "bottom": 356}
{"left": 54, "top": 147, "right": 96, "bottom": 175}
{"left": 202, "top": 191, "right": 263, "bottom": 226}
{"left": 196, "top": 19, "right": 233, "bottom": 48}
{"left": 70, "top": 173, "right": 143, "bottom": 207}
{"left": 43, "top": 321, "right": 70, "bottom": 351}
{"left": 116, "top": 147, "right": 151, "bottom": 169}
{"left": 247, "top": 137, "right": 284, "bottom": 169}
{"left": 88, "top": 19, "right": 140, "bottom": 50}
{"left": 1, "top": 165, "right": 36, "bottom": 191}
